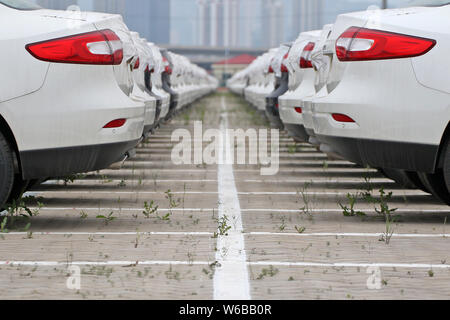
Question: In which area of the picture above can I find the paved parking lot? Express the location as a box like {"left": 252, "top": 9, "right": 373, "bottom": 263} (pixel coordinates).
{"left": 1, "top": 91, "right": 450, "bottom": 300}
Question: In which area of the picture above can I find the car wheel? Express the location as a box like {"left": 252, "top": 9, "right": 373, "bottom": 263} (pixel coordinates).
{"left": 6, "top": 175, "right": 30, "bottom": 204}
{"left": 443, "top": 138, "right": 450, "bottom": 194}
{"left": 381, "top": 168, "right": 429, "bottom": 193}
{"left": 418, "top": 171, "right": 450, "bottom": 205}
{"left": 0, "top": 132, "right": 15, "bottom": 209}
{"left": 381, "top": 168, "right": 416, "bottom": 189}
{"left": 404, "top": 171, "right": 430, "bottom": 194}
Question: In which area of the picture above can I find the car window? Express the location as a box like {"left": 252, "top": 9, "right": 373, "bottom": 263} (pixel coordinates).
{"left": 387, "top": 0, "right": 450, "bottom": 8}
{"left": 0, "top": 0, "right": 41, "bottom": 10}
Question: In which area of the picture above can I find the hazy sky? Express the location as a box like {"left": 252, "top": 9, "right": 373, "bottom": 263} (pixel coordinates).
{"left": 28, "top": 0, "right": 441, "bottom": 47}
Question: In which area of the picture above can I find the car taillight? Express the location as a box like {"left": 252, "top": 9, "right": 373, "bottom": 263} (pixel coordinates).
{"left": 103, "top": 119, "right": 126, "bottom": 128}
{"left": 133, "top": 57, "right": 140, "bottom": 70}
{"left": 294, "top": 107, "right": 302, "bottom": 114}
{"left": 332, "top": 113, "right": 355, "bottom": 123}
{"left": 163, "top": 57, "right": 172, "bottom": 74}
{"left": 26, "top": 29, "right": 123, "bottom": 65}
{"left": 300, "top": 42, "right": 315, "bottom": 68}
{"left": 268, "top": 66, "right": 274, "bottom": 73}
{"left": 281, "top": 64, "right": 288, "bottom": 73}
{"left": 336, "top": 27, "right": 436, "bottom": 62}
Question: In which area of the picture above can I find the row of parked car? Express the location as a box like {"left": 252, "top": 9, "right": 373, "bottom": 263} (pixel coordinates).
{"left": 228, "top": 2, "right": 450, "bottom": 205}
{"left": 0, "top": 0, "right": 218, "bottom": 208}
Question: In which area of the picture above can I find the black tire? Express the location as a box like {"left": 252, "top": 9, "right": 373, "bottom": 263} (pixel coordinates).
{"left": 404, "top": 171, "right": 430, "bottom": 194}
{"left": 0, "top": 132, "right": 15, "bottom": 209}
{"left": 6, "top": 175, "right": 30, "bottom": 204}
{"left": 443, "top": 137, "right": 450, "bottom": 193}
{"left": 381, "top": 168, "right": 420, "bottom": 190}
{"left": 418, "top": 170, "right": 450, "bottom": 205}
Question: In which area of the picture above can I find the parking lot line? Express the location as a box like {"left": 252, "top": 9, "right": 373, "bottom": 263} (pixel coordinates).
{"left": 1, "top": 260, "right": 449, "bottom": 269}
{"left": 25, "top": 207, "right": 450, "bottom": 214}
{"left": 2, "top": 231, "right": 448, "bottom": 238}
{"left": 213, "top": 95, "right": 251, "bottom": 300}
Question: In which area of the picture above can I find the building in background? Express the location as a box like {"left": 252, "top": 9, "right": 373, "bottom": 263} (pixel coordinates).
{"left": 212, "top": 54, "right": 256, "bottom": 86}
{"left": 261, "top": 0, "right": 284, "bottom": 48}
{"left": 35, "top": 0, "right": 171, "bottom": 44}
{"left": 196, "top": 0, "right": 241, "bottom": 47}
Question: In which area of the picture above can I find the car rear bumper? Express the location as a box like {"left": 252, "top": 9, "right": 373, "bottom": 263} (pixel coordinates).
{"left": 316, "top": 134, "right": 439, "bottom": 173}
{"left": 20, "top": 139, "right": 140, "bottom": 180}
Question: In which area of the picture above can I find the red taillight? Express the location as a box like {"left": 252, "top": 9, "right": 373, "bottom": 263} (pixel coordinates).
{"left": 268, "top": 66, "right": 274, "bottom": 73}
{"left": 294, "top": 107, "right": 302, "bottom": 114}
{"left": 281, "top": 64, "right": 288, "bottom": 73}
{"left": 332, "top": 113, "right": 355, "bottom": 123}
{"left": 300, "top": 42, "right": 315, "bottom": 69}
{"left": 103, "top": 119, "right": 126, "bottom": 128}
{"left": 163, "top": 56, "right": 172, "bottom": 74}
{"left": 336, "top": 27, "right": 436, "bottom": 62}
{"left": 26, "top": 29, "right": 123, "bottom": 65}
{"left": 133, "top": 57, "right": 140, "bottom": 70}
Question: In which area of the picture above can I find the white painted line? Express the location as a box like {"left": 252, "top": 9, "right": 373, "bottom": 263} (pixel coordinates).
{"left": 42, "top": 179, "right": 217, "bottom": 185}
{"left": 2, "top": 231, "right": 448, "bottom": 239}
{"left": 243, "top": 179, "right": 393, "bottom": 184}
{"left": 247, "top": 232, "right": 450, "bottom": 238}
{"left": 28, "top": 207, "right": 450, "bottom": 214}
{"left": 4, "top": 232, "right": 214, "bottom": 236}
{"left": 0, "top": 260, "right": 210, "bottom": 267}
{"left": 248, "top": 261, "right": 450, "bottom": 269}
{"left": 1, "top": 260, "right": 449, "bottom": 269}
{"left": 214, "top": 95, "right": 251, "bottom": 300}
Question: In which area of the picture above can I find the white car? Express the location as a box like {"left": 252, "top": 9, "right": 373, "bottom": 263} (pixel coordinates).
{"left": 147, "top": 43, "right": 171, "bottom": 122}
{"left": 301, "top": 24, "right": 334, "bottom": 148}
{"left": 278, "top": 30, "right": 321, "bottom": 142}
{"left": 0, "top": 1, "right": 145, "bottom": 207}
{"left": 311, "top": 3, "right": 450, "bottom": 203}
{"left": 129, "top": 32, "right": 158, "bottom": 137}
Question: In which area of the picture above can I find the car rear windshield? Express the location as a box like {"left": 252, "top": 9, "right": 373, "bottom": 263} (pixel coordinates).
{"left": 0, "top": 0, "right": 41, "bottom": 10}
{"left": 387, "top": 0, "right": 450, "bottom": 8}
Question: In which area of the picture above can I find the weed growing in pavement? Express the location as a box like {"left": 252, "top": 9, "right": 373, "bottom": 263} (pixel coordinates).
{"left": 118, "top": 179, "right": 126, "bottom": 187}
{"left": 295, "top": 225, "right": 306, "bottom": 234}
{"left": 101, "top": 174, "right": 113, "bottom": 184}
{"left": 287, "top": 144, "right": 298, "bottom": 154}
{"left": 61, "top": 173, "right": 86, "bottom": 186}
{"left": 165, "top": 189, "right": 180, "bottom": 215}
{"left": 96, "top": 211, "right": 116, "bottom": 225}
{"left": 165, "top": 264, "right": 181, "bottom": 281}
{"left": 359, "top": 174, "right": 377, "bottom": 204}
{"left": 299, "top": 182, "right": 314, "bottom": 220}
{"left": 256, "top": 265, "right": 279, "bottom": 280}
{"left": 278, "top": 216, "right": 286, "bottom": 232}
{"left": 0, "top": 217, "right": 8, "bottom": 233}
{"left": 79, "top": 211, "right": 88, "bottom": 219}
{"left": 142, "top": 201, "right": 159, "bottom": 219}
{"left": 340, "top": 193, "right": 366, "bottom": 217}
{"left": 2, "top": 194, "right": 43, "bottom": 231}
{"left": 213, "top": 215, "right": 232, "bottom": 238}
{"left": 202, "top": 261, "right": 221, "bottom": 279}
{"left": 376, "top": 188, "right": 397, "bottom": 245}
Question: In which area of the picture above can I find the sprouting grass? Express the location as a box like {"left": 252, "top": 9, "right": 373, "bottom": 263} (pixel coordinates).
{"left": 96, "top": 211, "right": 116, "bottom": 225}
{"left": 376, "top": 188, "right": 397, "bottom": 245}
{"left": 2, "top": 194, "right": 44, "bottom": 231}
{"left": 142, "top": 200, "right": 159, "bottom": 219}
{"left": 256, "top": 265, "right": 279, "bottom": 280}
{"left": 340, "top": 193, "right": 366, "bottom": 217}
{"left": 212, "top": 215, "right": 232, "bottom": 238}
{"left": 299, "top": 182, "right": 314, "bottom": 220}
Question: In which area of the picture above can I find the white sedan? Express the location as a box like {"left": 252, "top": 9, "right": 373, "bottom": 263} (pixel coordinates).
{"left": 0, "top": 0, "right": 145, "bottom": 207}
{"left": 311, "top": 3, "right": 450, "bottom": 203}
